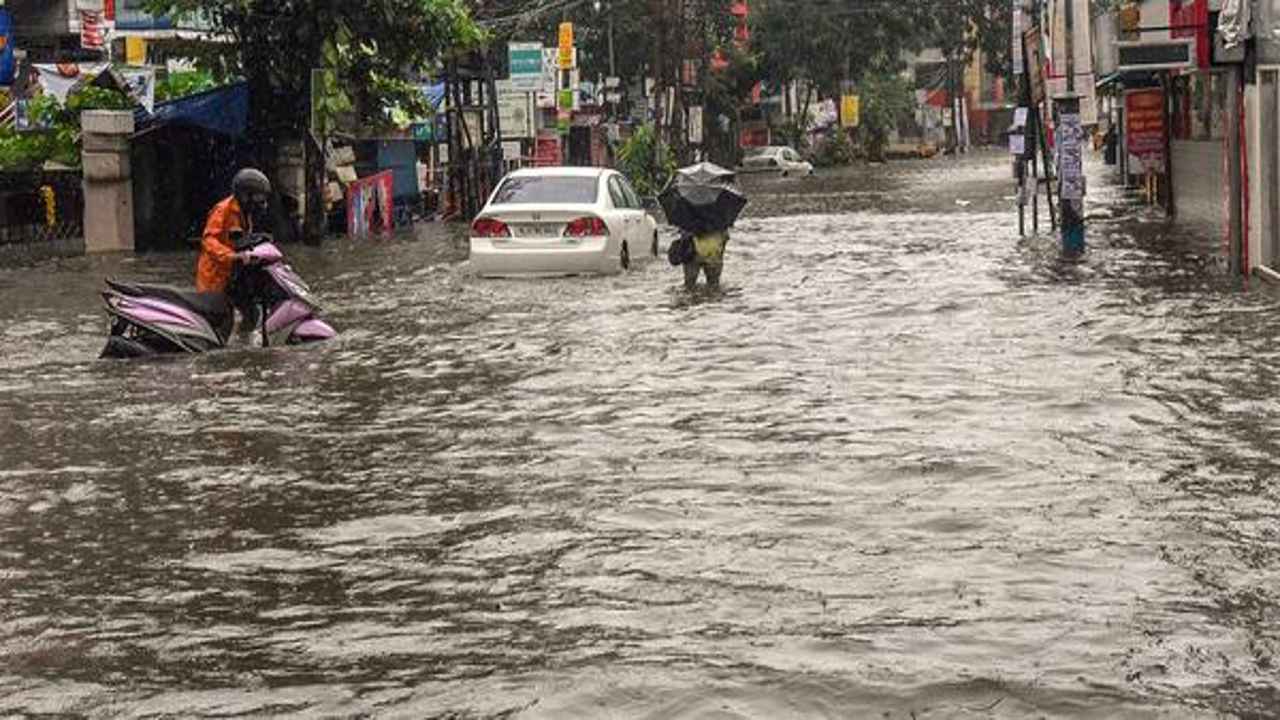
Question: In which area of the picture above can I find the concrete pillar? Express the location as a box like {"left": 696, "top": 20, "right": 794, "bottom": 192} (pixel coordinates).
{"left": 1227, "top": 67, "right": 1244, "bottom": 276}
{"left": 81, "top": 110, "right": 135, "bottom": 253}
{"left": 276, "top": 138, "right": 307, "bottom": 221}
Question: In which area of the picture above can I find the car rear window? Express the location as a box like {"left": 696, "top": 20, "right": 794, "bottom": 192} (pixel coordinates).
{"left": 492, "top": 176, "right": 599, "bottom": 204}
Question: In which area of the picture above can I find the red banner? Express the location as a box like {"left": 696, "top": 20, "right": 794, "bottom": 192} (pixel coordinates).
{"left": 1125, "top": 88, "right": 1166, "bottom": 170}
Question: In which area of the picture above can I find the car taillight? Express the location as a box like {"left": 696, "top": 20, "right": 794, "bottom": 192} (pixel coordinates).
{"left": 471, "top": 218, "right": 511, "bottom": 238}
{"left": 563, "top": 216, "right": 608, "bottom": 237}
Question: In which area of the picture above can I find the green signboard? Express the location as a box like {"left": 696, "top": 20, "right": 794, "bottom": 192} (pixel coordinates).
{"left": 508, "top": 42, "right": 543, "bottom": 92}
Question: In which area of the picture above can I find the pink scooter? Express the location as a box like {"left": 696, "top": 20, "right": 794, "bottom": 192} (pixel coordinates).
{"left": 100, "top": 233, "right": 336, "bottom": 359}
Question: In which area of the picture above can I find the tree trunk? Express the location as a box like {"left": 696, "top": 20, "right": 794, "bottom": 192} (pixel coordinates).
{"left": 304, "top": 134, "right": 327, "bottom": 243}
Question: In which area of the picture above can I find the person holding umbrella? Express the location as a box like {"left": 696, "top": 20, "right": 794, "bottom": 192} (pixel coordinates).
{"left": 660, "top": 162, "right": 748, "bottom": 290}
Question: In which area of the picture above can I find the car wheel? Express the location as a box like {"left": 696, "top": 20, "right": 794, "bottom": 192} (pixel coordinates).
{"left": 651, "top": 232, "right": 659, "bottom": 258}
{"left": 620, "top": 241, "right": 631, "bottom": 271}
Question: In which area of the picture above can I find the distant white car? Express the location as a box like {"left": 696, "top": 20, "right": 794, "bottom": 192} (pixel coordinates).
{"left": 740, "top": 146, "right": 815, "bottom": 176}
{"left": 469, "top": 167, "right": 660, "bottom": 277}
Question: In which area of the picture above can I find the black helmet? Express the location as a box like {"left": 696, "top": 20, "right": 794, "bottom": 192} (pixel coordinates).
{"left": 232, "top": 168, "right": 271, "bottom": 209}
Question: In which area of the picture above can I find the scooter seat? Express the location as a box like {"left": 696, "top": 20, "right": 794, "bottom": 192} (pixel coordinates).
{"left": 106, "top": 280, "right": 233, "bottom": 331}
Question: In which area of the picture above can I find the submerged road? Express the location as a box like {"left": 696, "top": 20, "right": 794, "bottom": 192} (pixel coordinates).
{"left": 1, "top": 152, "right": 1278, "bottom": 718}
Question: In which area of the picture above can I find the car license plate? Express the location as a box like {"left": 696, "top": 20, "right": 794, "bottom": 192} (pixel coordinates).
{"left": 512, "top": 223, "right": 560, "bottom": 239}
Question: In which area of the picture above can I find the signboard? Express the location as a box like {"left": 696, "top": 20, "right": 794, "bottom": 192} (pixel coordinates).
{"left": 558, "top": 22, "right": 574, "bottom": 69}
{"left": 502, "top": 141, "right": 524, "bottom": 163}
{"left": 688, "top": 105, "right": 703, "bottom": 144}
{"left": 1124, "top": 88, "right": 1166, "bottom": 171}
{"left": 347, "top": 170, "right": 394, "bottom": 238}
{"left": 495, "top": 79, "right": 532, "bottom": 138}
{"left": 1116, "top": 40, "right": 1195, "bottom": 71}
{"left": 840, "top": 95, "right": 860, "bottom": 128}
{"left": 1011, "top": 0, "right": 1023, "bottom": 75}
{"left": 537, "top": 48, "right": 577, "bottom": 107}
{"left": 0, "top": 10, "right": 13, "bottom": 86}
{"left": 508, "top": 42, "right": 543, "bottom": 92}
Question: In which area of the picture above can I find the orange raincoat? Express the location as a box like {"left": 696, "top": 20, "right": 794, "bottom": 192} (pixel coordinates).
{"left": 195, "top": 196, "right": 245, "bottom": 293}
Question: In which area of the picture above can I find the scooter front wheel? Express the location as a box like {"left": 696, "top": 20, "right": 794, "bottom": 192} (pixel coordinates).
{"left": 100, "top": 335, "right": 160, "bottom": 359}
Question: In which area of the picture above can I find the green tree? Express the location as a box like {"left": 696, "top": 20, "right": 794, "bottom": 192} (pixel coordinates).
{"left": 616, "top": 124, "right": 674, "bottom": 197}
{"left": 754, "top": 0, "right": 929, "bottom": 102}
{"left": 144, "top": 0, "right": 483, "bottom": 237}
{"left": 857, "top": 72, "right": 915, "bottom": 161}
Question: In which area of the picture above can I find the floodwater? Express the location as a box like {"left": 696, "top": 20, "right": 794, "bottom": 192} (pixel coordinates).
{"left": 2, "top": 152, "right": 1279, "bottom": 718}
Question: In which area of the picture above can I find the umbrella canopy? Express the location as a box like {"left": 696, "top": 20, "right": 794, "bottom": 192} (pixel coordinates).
{"left": 659, "top": 181, "right": 748, "bottom": 234}
{"left": 674, "top": 161, "right": 737, "bottom": 186}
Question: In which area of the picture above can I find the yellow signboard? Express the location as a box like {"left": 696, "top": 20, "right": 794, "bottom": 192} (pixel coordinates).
{"left": 840, "top": 95, "right": 860, "bottom": 128}
{"left": 558, "top": 22, "right": 574, "bottom": 69}
{"left": 126, "top": 37, "right": 147, "bottom": 65}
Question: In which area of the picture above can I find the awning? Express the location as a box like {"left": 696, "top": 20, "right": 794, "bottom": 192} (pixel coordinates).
{"left": 134, "top": 81, "right": 248, "bottom": 137}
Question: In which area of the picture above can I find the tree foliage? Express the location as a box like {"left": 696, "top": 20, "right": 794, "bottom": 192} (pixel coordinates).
{"left": 616, "top": 124, "right": 674, "bottom": 197}
{"left": 143, "top": 0, "right": 484, "bottom": 138}
{"left": 0, "top": 88, "right": 134, "bottom": 170}
{"left": 857, "top": 72, "right": 915, "bottom": 160}
{"left": 753, "top": 0, "right": 929, "bottom": 100}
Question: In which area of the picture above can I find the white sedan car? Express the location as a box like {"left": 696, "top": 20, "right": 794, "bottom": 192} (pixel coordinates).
{"left": 469, "top": 167, "right": 660, "bottom": 277}
{"left": 740, "top": 146, "right": 815, "bottom": 176}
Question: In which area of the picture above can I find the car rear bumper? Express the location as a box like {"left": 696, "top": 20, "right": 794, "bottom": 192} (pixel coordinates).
{"left": 470, "top": 237, "right": 617, "bottom": 277}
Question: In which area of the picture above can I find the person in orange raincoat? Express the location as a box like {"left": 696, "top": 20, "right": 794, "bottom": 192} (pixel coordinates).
{"left": 195, "top": 168, "right": 272, "bottom": 294}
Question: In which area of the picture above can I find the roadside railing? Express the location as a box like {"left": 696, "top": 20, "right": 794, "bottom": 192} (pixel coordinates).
{"left": 0, "top": 171, "right": 85, "bottom": 247}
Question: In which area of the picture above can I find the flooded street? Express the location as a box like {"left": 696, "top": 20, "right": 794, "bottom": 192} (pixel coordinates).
{"left": 3, "top": 152, "right": 1280, "bottom": 718}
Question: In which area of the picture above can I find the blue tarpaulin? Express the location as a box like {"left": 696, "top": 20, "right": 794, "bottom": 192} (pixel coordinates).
{"left": 135, "top": 82, "right": 249, "bottom": 137}
{"left": 423, "top": 82, "right": 446, "bottom": 110}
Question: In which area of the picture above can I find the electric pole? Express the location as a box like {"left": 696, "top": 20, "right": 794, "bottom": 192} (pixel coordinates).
{"left": 1058, "top": 0, "right": 1085, "bottom": 253}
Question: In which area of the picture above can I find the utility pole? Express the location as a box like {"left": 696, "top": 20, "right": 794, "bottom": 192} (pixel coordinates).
{"left": 1058, "top": 0, "right": 1085, "bottom": 253}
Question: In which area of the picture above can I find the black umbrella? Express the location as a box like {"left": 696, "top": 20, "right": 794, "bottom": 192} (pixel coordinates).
{"left": 674, "top": 161, "right": 737, "bottom": 186}
{"left": 659, "top": 163, "right": 747, "bottom": 233}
